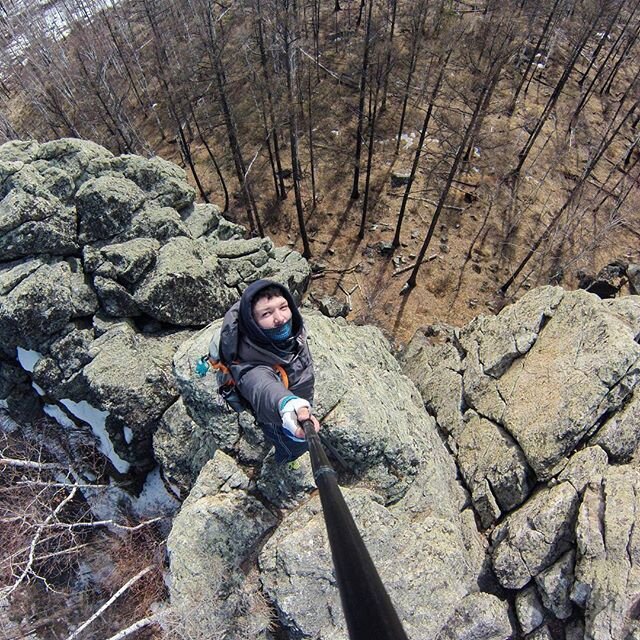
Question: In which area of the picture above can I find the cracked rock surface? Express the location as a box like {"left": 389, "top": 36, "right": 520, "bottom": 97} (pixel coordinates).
{"left": 167, "top": 309, "right": 490, "bottom": 638}
{"left": 403, "top": 285, "right": 640, "bottom": 638}
{"left": 0, "top": 138, "right": 309, "bottom": 482}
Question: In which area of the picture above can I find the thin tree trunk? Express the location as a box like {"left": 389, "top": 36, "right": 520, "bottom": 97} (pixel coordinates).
{"left": 572, "top": 3, "right": 640, "bottom": 125}
{"left": 351, "top": 0, "right": 373, "bottom": 199}
{"left": 514, "top": 15, "right": 599, "bottom": 175}
{"left": 360, "top": 58, "right": 382, "bottom": 239}
{"left": 307, "top": 62, "right": 317, "bottom": 209}
{"left": 577, "top": 0, "right": 623, "bottom": 87}
{"left": 255, "top": 3, "right": 287, "bottom": 200}
{"left": 190, "top": 101, "right": 229, "bottom": 211}
{"left": 283, "top": 0, "right": 311, "bottom": 258}
{"left": 203, "top": 2, "right": 262, "bottom": 234}
{"left": 405, "top": 64, "right": 501, "bottom": 291}
{"left": 395, "top": 0, "right": 429, "bottom": 154}
{"left": 501, "top": 96, "right": 640, "bottom": 294}
{"left": 510, "top": 0, "right": 561, "bottom": 113}
{"left": 393, "top": 54, "right": 450, "bottom": 247}
{"left": 380, "top": 0, "right": 397, "bottom": 113}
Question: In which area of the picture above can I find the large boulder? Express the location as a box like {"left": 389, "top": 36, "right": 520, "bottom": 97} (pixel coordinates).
{"left": 133, "top": 237, "right": 236, "bottom": 325}
{"left": 572, "top": 465, "right": 640, "bottom": 640}
{"left": 75, "top": 175, "right": 146, "bottom": 243}
{"left": 0, "top": 258, "right": 98, "bottom": 356}
{"left": 402, "top": 286, "right": 640, "bottom": 637}
{"left": 166, "top": 451, "right": 278, "bottom": 638}
{"left": 32, "top": 321, "right": 186, "bottom": 475}
{"left": 0, "top": 188, "right": 78, "bottom": 258}
{"left": 167, "top": 309, "right": 491, "bottom": 638}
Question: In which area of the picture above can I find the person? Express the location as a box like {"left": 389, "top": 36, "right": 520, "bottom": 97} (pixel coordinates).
{"left": 218, "top": 279, "right": 320, "bottom": 465}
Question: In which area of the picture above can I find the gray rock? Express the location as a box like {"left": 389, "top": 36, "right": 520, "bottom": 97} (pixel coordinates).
{"left": 0, "top": 188, "right": 78, "bottom": 258}
{"left": 0, "top": 260, "right": 97, "bottom": 356}
{"left": 296, "top": 313, "right": 433, "bottom": 503}
{"left": 37, "top": 138, "right": 114, "bottom": 183}
{"left": 46, "top": 322, "right": 186, "bottom": 470}
{"left": 256, "top": 451, "right": 316, "bottom": 509}
{"left": 494, "top": 290, "right": 640, "bottom": 480}
{"left": 391, "top": 171, "right": 411, "bottom": 188}
{"left": 316, "top": 295, "right": 350, "bottom": 318}
{"left": 180, "top": 204, "right": 228, "bottom": 240}
{"left": 0, "top": 359, "right": 42, "bottom": 422}
{"left": 572, "top": 466, "right": 640, "bottom": 640}
{"left": 459, "top": 285, "right": 564, "bottom": 379}
{"left": 447, "top": 289, "right": 640, "bottom": 482}
{"left": 268, "top": 246, "right": 311, "bottom": 298}
{"left": 592, "top": 391, "right": 640, "bottom": 462}
{"left": 153, "top": 398, "right": 220, "bottom": 499}
{"left": 534, "top": 550, "right": 575, "bottom": 619}
{"left": 167, "top": 452, "right": 277, "bottom": 638}
{"left": 0, "top": 161, "right": 54, "bottom": 200}
{"left": 84, "top": 238, "right": 160, "bottom": 285}
{"left": 126, "top": 205, "right": 190, "bottom": 242}
{"left": 491, "top": 481, "right": 579, "bottom": 589}
{"left": 30, "top": 160, "right": 76, "bottom": 201}
{"left": 118, "top": 154, "right": 196, "bottom": 210}
{"left": 457, "top": 411, "right": 534, "bottom": 528}
{"left": 434, "top": 592, "right": 512, "bottom": 640}
{"left": 134, "top": 237, "right": 236, "bottom": 326}
{"left": 515, "top": 586, "right": 545, "bottom": 635}
{"left": 259, "top": 486, "right": 485, "bottom": 639}
{"left": 557, "top": 445, "right": 609, "bottom": 493}
{"left": 400, "top": 324, "right": 465, "bottom": 437}
{"left": 172, "top": 319, "right": 244, "bottom": 460}
{"left": 87, "top": 153, "right": 196, "bottom": 210}
{"left": 75, "top": 175, "right": 146, "bottom": 242}
{"left": 92, "top": 276, "right": 141, "bottom": 317}
{"left": 578, "top": 261, "right": 627, "bottom": 299}
{"left": 527, "top": 626, "right": 554, "bottom": 640}
{"left": 0, "top": 258, "right": 43, "bottom": 295}
{"left": 0, "top": 140, "right": 39, "bottom": 163}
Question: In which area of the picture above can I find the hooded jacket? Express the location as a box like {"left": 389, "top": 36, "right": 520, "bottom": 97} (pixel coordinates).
{"left": 218, "top": 280, "right": 315, "bottom": 425}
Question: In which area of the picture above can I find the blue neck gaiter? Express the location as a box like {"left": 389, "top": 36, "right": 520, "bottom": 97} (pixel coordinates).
{"left": 263, "top": 319, "right": 293, "bottom": 342}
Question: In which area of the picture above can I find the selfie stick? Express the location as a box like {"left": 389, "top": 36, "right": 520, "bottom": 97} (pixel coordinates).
{"left": 301, "top": 419, "right": 409, "bottom": 640}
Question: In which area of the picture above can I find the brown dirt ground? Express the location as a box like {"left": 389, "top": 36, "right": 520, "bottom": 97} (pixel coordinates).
{"left": 163, "top": 95, "right": 640, "bottom": 351}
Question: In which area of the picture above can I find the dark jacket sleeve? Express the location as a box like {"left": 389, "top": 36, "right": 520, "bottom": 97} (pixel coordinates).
{"left": 233, "top": 364, "right": 290, "bottom": 425}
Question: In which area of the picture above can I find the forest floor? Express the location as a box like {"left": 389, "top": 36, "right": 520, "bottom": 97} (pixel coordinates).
{"left": 157, "top": 85, "right": 640, "bottom": 349}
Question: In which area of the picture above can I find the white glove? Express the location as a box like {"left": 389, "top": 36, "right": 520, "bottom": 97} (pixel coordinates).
{"left": 280, "top": 397, "right": 311, "bottom": 440}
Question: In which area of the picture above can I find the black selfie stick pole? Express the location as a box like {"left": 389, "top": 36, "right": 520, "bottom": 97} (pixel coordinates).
{"left": 301, "top": 419, "right": 409, "bottom": 640}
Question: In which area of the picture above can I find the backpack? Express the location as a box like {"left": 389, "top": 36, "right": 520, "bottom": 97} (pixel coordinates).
{"left": 195, "top": 327, "right": 289, "bottom": 413}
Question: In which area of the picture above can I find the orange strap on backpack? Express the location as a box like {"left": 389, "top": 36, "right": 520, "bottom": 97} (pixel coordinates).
{"left": 209, "top": 357, "right": 289, "bottom": 389}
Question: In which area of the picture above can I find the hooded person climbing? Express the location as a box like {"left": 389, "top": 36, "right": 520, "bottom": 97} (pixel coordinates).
{"left": 218, "top": 279, "right": 320, "bottom": 465}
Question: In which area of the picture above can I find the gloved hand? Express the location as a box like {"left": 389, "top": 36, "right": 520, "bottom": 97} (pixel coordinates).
{"left": 280, "top": 397, "right": 311, "bottom": 441}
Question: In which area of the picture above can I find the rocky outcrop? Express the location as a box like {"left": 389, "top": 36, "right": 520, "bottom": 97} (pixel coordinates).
{"left": 0, "top": 138, "right": 310, "bottom": 482}
{"left": 402, "top": 286, "right": 640, "bottom": 639}
{"left": 164, "top": 310, "right": 491, "bottom": 638}
{"left": 5, "top": 137, "right": 640, "bottom": 640}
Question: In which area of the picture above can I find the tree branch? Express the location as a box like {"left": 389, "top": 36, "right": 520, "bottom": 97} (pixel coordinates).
{"left": 1, "top": 487, "right": 77, "bottom": 599}
{"left": 64, "top": 566, "right": 153, "bottom": 640}
{"left": 0, "top": 457, "right": 67, "bottom": 471}
{"left": 104, "top": 616, "right": 158, "bottom": 640}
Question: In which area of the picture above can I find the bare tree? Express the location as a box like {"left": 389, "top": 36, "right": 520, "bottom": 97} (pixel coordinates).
{"left": 278, "top": 0, "right": 312, "bottom": 258}
{"left": 502, "top": 92, "right": 640, "bottom": 294}
{"left": 392, "top": 53, "right": 450, "bottom": 248}
{"left": 351, "top": 0, "right": 374, "bottom": 200}
{"left": 404, "top": 55, "right": 506, "bottom": 291}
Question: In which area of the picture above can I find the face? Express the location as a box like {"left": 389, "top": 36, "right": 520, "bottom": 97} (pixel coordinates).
{"left": 252, "top": 295, "right": 292, "bottom": 329}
